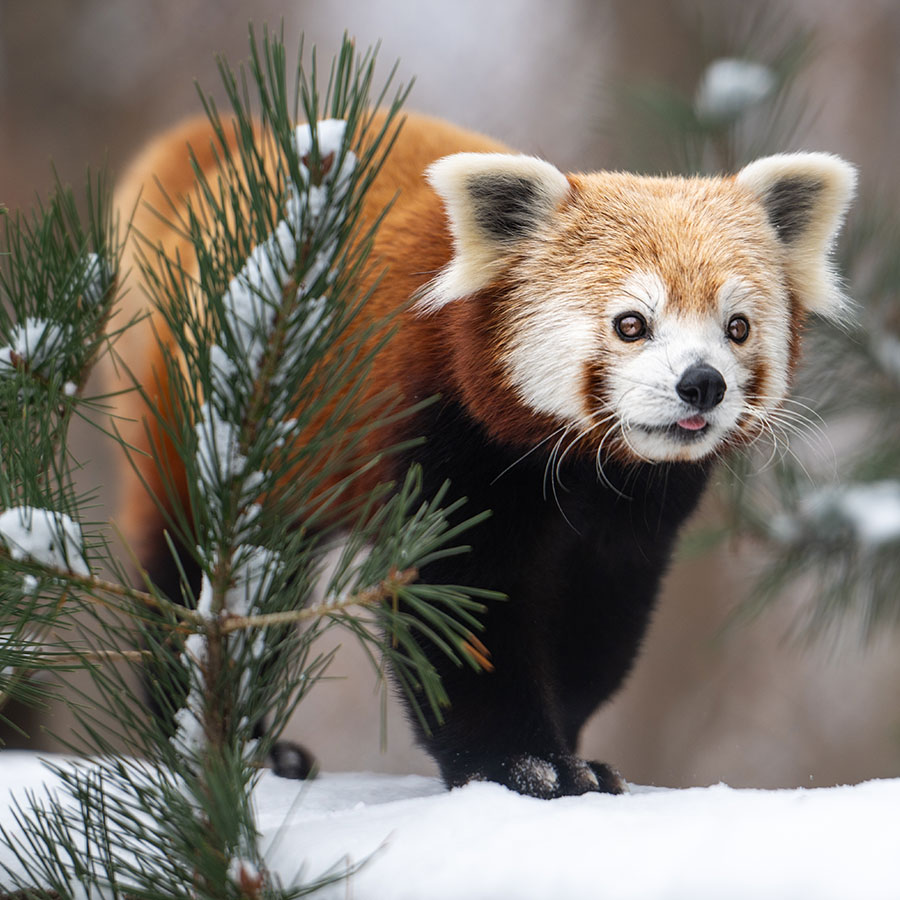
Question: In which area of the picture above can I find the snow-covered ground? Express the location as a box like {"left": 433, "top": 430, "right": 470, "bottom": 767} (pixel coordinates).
{"left": 2, "top": 752, "right": 899, "bottom": 898}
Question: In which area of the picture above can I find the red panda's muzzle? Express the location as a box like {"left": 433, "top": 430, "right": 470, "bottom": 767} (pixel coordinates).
{"left": 675, "top": 363, "right": 727, "bottom": 412}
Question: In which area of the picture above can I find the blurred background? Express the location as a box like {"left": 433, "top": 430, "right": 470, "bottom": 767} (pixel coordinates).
{"left": 3, "top": 0, "right": 900, "bottom": 789}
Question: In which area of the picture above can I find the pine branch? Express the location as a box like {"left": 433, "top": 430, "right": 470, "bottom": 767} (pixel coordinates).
{"left": 219, "top": 565, "right": 418, "bottom": 633}
{"left": 0, "top": 167, "right": 125, "bottom": 718}
{"left": 1, "top": 26, "right": 494, "bottom": 898}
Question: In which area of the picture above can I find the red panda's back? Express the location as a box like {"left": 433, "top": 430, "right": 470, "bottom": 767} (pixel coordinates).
{"left": 104, "top": 111, "right": 511, "bottom": 566}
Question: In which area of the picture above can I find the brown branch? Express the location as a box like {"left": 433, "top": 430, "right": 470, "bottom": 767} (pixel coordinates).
{"left": 219, "top": 565, "right": 418, "bottom": 634}
{"left": 0, "top": 547, "right": 201, "bottom": 624}
{"left": 25, "top": 649, "right": 152, "bottom": 667}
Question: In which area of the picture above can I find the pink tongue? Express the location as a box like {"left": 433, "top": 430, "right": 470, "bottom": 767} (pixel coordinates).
{"left": 677, "top": 415, "right": 707, "bottom": 431}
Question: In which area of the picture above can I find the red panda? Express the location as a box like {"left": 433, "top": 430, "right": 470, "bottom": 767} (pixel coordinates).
{"left": 106, "top": 110, "right": 856, "bottom": 798}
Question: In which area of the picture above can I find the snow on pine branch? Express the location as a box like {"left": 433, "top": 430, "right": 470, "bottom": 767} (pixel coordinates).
{"left": 0, "top": 250, "right": 109, "bottom": 391}
{"left": 172, "top": 542, "right": 280, "bottom": 761}
{"left": 694, "top": 58, "right": 776, "bottom": 122}
{"left": 79, "top": 252, "right": 109, "bottom": 306}
{"left": 192, "top": 117, "right": 353, "bottom": 530}
{"left": 0, "top": 506, "right": 89, "bottom": 578}
{"left": 772, "top": 480, "right": 900, "bottom": 549}
{"left": 209, "top": 119, "right": 353, "bottom": 419}
{"left": 172, "top": 118, "right": 355, "bottom": 765}
{"left": 0, "top": 319, "right": 70, "bottom": 376}
{"left": 292, "top": 118, "right": 357, "bottom": 219}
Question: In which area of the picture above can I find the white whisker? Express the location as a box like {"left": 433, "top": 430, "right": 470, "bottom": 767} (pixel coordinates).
{"left": 594, "top": 420, "right": 633, "bottom": 499}
{"left": 491, "top": 424, "right": 568, "bottom": 485}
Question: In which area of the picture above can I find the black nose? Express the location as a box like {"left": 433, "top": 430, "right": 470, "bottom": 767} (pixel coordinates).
{"left": 676, "top": 363, "right": 726, "bottom": 411}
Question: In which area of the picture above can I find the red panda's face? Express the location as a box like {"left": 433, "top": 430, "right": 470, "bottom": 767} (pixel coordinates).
{"left": 590, "top": 268, "right": 792, "bottom": 463}
{"left": 422, "top": 151, "right": 856, "bottom": 465}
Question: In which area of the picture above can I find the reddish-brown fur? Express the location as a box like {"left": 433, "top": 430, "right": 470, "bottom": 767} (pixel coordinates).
{"left": 105, "top": 110, "right": 854, "bottom": 798}
{"left": 104, "top": 111, "right": 805, "bottom": 550}
{"left": 107, "top": 105, "right": 857, "bottom": 561}
{"left": 107, "top": 112, "right": 513, "bottom": 550}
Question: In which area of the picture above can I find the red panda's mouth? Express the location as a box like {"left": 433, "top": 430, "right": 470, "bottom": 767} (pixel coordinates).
{"left": 676, "top": 415, "right": 708, "bottom": 432}
{"left": 635, "top": 417, "right": 712, "bottom": 443}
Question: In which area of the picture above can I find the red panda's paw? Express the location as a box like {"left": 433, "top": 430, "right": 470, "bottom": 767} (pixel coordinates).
{"left": 457, "top": 753, "right": 627, "bottom": 799}
{"left": 584, "top": 759, "right": 629, "bottom": 795}
{"left": 268, "top": 740, "right": 316, "bottom": 780}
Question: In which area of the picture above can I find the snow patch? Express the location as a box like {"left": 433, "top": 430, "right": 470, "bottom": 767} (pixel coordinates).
{"left": 828, "top": 481, "right": 900, "bottom": 545}
{"left": 226, "top": 544, "right": 281, "bottom": 618}
{"left": 228, "top": 857, "right": 264, "bottom": 894}
{"left": 293, "top": 118, "right": 349, "bottom": 162}
{"left": 208, "top": 118, "right": 352, "bottom": 417}
{"left": 21, "top": 573, "right": 39, "bottom": 594}
{"left": 695, "top": 58, "right": 776, "bottom": 122}
{"left": 776, "top": 480, "right": 900, "bottom": 548}
{"left": 171, "top": 545, "right": 279, "bottom": 762}
{"left": 79, "top": 252, "right": 109, "bottom": 305}
{"left": 291, "top": 118, "right": 356, "bottom": 219}
{"left": 872, "top": 333, "right": 900, "bottom": 382}
{"left": 194, "top": 401, "right": 265, "bottom": 502}
{"left": 0, "top": 506, "right": 89, "bottom": 577}
{"left": 0, "top": 318, "right": 69, "bottom": 376}
{"left": 3, "top": 755, "right": 900, "bottom": 899}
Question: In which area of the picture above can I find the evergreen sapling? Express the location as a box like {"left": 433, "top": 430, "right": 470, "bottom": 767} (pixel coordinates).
{"left": 0, "top": 31, "right": 492, "bottom": 898}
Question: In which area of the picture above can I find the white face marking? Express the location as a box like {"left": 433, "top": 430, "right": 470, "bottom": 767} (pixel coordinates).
{"left": 604, "top": 270, "right": 791, "bottom": 462}
{"left": 503, "top": 290, "right": 599, "bottom": 426}
{"left": 719, "top": 275, "right": 791, "bottom": 404}
{"left": 615, "top": 313, "right": 742, "bottom": 460}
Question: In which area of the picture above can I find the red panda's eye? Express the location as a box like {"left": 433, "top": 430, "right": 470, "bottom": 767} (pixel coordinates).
{"left": 614, "top": 312, "right": 648, "bottom": 342}
{"left": 727, "top": 314, "right": 750, "bottom": 344}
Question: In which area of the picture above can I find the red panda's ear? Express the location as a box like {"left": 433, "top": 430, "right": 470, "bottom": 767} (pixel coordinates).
{"left": 416, "top": 153, "right": 570, "bottom": 313}
{"left": 736, "top": 153, "right": 857, "bottom": 320}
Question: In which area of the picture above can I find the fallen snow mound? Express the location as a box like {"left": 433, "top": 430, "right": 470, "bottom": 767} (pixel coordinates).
{"left": 2, "top": 752, "right": 899, "bottom": 899}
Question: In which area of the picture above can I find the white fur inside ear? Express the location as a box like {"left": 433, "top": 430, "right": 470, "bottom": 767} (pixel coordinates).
{"left": 416, "top": 153, "right": 570, "bottom": 314}
{"left": 736, "top": 152, "right": 857, "bottom": 319}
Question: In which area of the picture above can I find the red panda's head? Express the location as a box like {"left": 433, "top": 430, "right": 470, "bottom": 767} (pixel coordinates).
{"left": 418, "top": 150, "right": 856, "bottom": 465}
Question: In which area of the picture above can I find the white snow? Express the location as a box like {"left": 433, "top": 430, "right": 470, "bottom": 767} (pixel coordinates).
{"left": 228, "top": 856, "right": 264, "bottom": 895}
{"left": 776, "top": 480, "right": 900, "bottom": 548}
{"left": 290, "top": 118, "right": 357, "bottom": 225}
{"left": 21, "top": 573, "right": 39, "bottom": 594}
{"left": 226, "top": 543, "right": 281, "bottom": 618}
{"left": 205, "top": 116, "right": 351, "bottom": 416}
{"left": 872, "top": 333, "right": 900, "bottom": 381}
{"left": 694, "top": 58, "right": 776, "bottom": 122}
{"left": 220, "top": 219, "right": 296, "bottom": 366}
{"left": 293, "top": 119, "right": 355, "bottom": 185}
{"left": 169, "top": 681, "right": 206, "bottom": 760}
{"left": 1, "top": 752, "right": 899, "bottom": 899}
{"left": 79, "top": 252, "right": 107, "bottom": 305}
{"left": 176, "top": 118, "right": 356, "bottom": 776}
{"left": 193, "top": 401, "right": 265, "bottom": 501}
{"left": 0, "top": 506, "right": 89, "bottom": 577}
{"left": 828, "top": 480, "right": 900, "bottom": 545}
{"left": 171, "top": 545, "right": 277, "bottom": 761}
{"left": 0, "top": 318, "right": 69, "bottom": 375}
{"left": 293, "top": 118, "right": 348, "bottom": 161}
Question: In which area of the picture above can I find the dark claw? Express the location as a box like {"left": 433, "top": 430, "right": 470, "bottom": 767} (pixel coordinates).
{"left": 454, "top": 753, "right": 626, "bottom": 799}
{"left": 585, "top": 759, "right": 628, "bottom": 795}
{"left": 269, "top": 740, "right": 316, "bottom": 780}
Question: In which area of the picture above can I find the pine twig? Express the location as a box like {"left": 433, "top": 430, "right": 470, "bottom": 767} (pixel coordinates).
{"left": 16, "top": 649, "right": 152, "bottom": 668}
{"left": 218, "top": 565, "right": 418, "bottom": 633}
